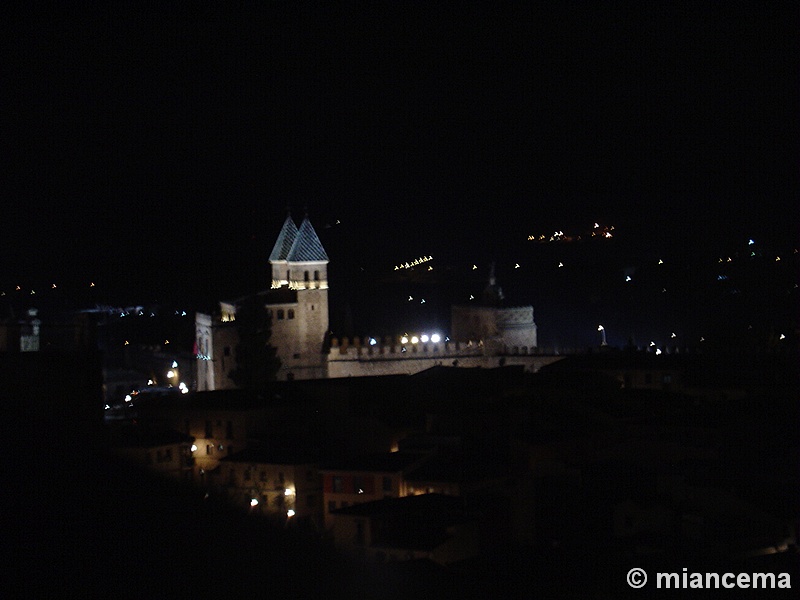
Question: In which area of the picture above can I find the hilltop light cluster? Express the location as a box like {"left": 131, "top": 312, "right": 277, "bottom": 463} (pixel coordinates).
{"left": 393, "top": 255, "right": 433, "bottom": 270}
{"left": 527, "top": 222, "right": 615, "bottom": 242}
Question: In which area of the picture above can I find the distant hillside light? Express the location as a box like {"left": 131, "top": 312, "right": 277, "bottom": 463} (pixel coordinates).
{"left": 369, "top": 338, "right": 377, "bottom": 346}
{"left": 191, "top": 444, "right": 197, "bottom": 452}
{"left": 284, "top": 488, "right": 294, "bottom": 496}
{"left": 167, "top": 370, "right": 175, "bottom": 379}
{"left": 287, "top": 510, "right": 295, "bottom": 517}
{"left": 250, "top": 498, "right": 259, "bottom": 507}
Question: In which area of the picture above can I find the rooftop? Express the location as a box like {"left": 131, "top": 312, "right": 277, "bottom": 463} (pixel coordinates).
{"left": 269, "top": 214, "right": 328, "bottom": 263}
{"left": 268, "top": 215, "right": 299, "bottom": 262}
{"left": 105, "top": 424, "right": 194, "bottom": 448}
{"left": 320, "top": 451, "right": 425, "bottom": 473}
{"left": 220, "top": 444, "right": 320, "bottom": 466}
{"left": 330, "top": 493, "right": 472, "bottom": 550}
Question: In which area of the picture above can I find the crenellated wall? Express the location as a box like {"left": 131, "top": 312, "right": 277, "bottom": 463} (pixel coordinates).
{"left": 325, "top": 336, "right": 562, "bottom": 378}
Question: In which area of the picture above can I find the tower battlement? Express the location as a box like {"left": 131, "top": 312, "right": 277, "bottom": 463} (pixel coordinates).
{"left": 329, "top": 336, "right": 485, "bottom": 356}
{"left": 325, "top": 335, "right": 563, "bottom": 378}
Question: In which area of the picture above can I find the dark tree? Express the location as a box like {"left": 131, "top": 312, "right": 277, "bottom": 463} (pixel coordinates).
{"left": 228, "top": 295, "right": 280, "bottom": 388}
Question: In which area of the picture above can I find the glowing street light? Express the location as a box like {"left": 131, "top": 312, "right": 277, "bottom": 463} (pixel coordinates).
{"left": 597, "top": 325, "right": 607, "bottom": 346}
{"left": 420, "top": 334, "right": 429, "bottom": 343}
{"left": 430, "top": 334, "right": 441, "bottom": 343}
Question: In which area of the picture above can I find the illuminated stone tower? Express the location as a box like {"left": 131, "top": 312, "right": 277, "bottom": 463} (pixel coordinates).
{"left": 266, "top": 213, "right": 329, "bottom": 379}
{"left": 451, "top": 264, "right": 537, "bottom": 353}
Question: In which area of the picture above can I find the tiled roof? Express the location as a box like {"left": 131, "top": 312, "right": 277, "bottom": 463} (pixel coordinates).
{"left": 106, "top": 424, "right": 194, "bottom": 448}
{"left": 220, "top": 444, "right": 320, "bottom": 465}
{"left": 287, "top": 217, "right": 328, "bottom": 262}
{"left": 269, "top": 215, "right": 299, "bottom": 261}
{"left": 320, "top": 451, "right": 424, "bottom": 473}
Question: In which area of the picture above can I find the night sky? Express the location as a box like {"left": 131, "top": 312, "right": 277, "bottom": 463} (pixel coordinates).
{"left": 3, "top": 4, "right": 798, "bottom": 345}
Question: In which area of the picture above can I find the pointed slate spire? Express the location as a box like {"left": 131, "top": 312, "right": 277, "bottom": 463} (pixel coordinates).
{"left": 269, "top": 214, "right": 299, "bottom": 261}
{"left": 482, "top": 262, "right": 504, "bottom": 305}
{"left": 287, "top": 217, "right": 328, "bottom": 262}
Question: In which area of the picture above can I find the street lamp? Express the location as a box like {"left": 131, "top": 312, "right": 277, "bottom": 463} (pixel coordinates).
{"left": 597, "top": 325, "right": 607, "bottom": 346}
